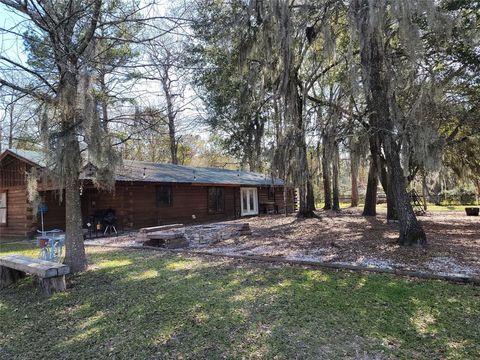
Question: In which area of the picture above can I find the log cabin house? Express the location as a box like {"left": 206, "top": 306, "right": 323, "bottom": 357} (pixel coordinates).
{"left": 0, "top": 148, "right": 296, "bottom": 238}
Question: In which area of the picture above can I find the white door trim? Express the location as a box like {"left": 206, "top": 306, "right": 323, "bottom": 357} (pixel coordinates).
{"left": 240, "top": 187, "right": 258, "bottom": 216}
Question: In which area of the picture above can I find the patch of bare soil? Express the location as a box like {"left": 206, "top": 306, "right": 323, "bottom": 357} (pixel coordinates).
{"left": 85, "top": 232, "right": 138, "bottom": 247}
{"left": 198, "top": 209, "right": 480, "bottom": 277}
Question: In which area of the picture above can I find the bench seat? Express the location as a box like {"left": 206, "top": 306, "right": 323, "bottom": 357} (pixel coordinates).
{"left": 0, "top": 255, "right": 70, "bottom": 295}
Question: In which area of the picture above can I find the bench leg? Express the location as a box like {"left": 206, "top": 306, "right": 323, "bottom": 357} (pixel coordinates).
{"left": 34, "top": 275, "right": 66, "bottom": 296}
{"left": 0, "top": 265, "right": 26, "bottom": 289}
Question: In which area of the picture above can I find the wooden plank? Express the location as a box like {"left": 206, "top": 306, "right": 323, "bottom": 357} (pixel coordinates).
{"left": 147, "top": 231, "right": 184, "bottom": 240}
{"left": 0, "top": 255, "right": 69, "bottom": 278}
{"left": 139, "top": 224, "right": 183, "bottom": 234}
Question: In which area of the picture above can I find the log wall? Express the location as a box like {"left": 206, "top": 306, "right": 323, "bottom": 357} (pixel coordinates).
{"left": 257, "top": 186, "right": 296, "bottom": 214}
{"left": 81, "top": 182, "right": 240, "bottom": 230}
{"left": 1, "top": 161, "right": 296, "bottom": 236}
{"left": 39, "top": 191, "right": 66, "bottom": 230}
{"left": 0, "top": 155, "right": 36, "bottom": 238}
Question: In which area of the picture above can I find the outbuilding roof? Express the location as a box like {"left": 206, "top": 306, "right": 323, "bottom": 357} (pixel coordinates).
{"left": 0, "top": 149, "right": 284, "bottom": 186}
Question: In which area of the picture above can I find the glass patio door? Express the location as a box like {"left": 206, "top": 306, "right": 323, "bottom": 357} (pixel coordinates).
{"left": 241, "top": 188, "right": 258, "bottom": 216}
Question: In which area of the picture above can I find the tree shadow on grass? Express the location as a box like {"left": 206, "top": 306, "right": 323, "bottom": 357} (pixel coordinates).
{"left": 0, "top": 248, "right": 479, "bottom": 359}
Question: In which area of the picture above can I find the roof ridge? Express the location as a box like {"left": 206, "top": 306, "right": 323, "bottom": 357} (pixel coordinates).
{"left": 1, "top": 148, "right": 283, "bottom": 186}
{"left": 121, "top": 159, "right": 272, "bottom": 176}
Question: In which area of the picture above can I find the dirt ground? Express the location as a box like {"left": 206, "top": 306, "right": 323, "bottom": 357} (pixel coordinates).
{"left": 87, "top": 208, "right": 480, "bottom": 278}
{"left": 198, "top": 209, "right": 480, "bottom": 277}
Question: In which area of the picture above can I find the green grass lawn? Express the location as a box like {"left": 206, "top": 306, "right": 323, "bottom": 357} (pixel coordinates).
{"left": 1, "top": 242, "right": 479, "bottom": 359}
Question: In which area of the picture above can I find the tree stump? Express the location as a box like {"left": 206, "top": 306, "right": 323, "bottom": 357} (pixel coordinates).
{"left": 0, "top": 265, "right": 26, "bottom": 289}
{"left": 34, "top": 275, "right": 67, "bottom": 296}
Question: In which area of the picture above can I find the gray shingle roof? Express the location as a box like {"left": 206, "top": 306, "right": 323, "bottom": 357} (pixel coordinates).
{"left": 116, "top": 160, "right": 284, "bottom": 186}
{"left": 1, "top": 149, "right": 284, "bottom": 186}
{"left": 1, "top": 148, "right": 46, "bottom": 167}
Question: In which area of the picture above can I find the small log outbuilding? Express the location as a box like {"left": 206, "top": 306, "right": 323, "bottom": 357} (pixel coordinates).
{"left": 0, "top": 149, "right": 296, "bottom": 237}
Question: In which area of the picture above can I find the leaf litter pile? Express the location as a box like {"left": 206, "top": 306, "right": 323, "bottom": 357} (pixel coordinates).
{"left": 92, "top": 208, "right": 480, "bottom": 278}
{"left": 197, "top": 209, "right": 480, "bottom": 278}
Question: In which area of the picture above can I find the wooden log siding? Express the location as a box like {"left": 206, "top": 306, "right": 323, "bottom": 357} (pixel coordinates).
{"left": 78, "top": 183, "right": 294, "bottom": 230}
{"left": 1, "top": 154, "right": 296, "bottom": 236}
{"left": 0, "top": 189, "right": 33, "bottom": 237}
{"left": 65, "top": 183, "right": 238, "bottom": 231}
{"left": 0, "top": 155, "right": 36, "bottom": 237}
{"left": 257, "top": 186, "right": 296, "bottom": 214}
{"left": 38, "top": 183, "right": 295, "bottom": 232}
{"left": 39, "top": 191, "right": 66, "bottom": 230}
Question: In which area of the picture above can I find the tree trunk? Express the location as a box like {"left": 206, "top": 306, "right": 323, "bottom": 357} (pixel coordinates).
{"left": 350, "top": 143, "right": 360, "bottom": 207}
{"left": 386, "top": 172, "right": 398, "bottom": 222}
{"left": 475, "top": 179, "right": 480, "bottom": 206}
{"left": 379, "top": 161, "right": 397, "bottom": 221}
{"left": 161, "top": 63, "right": 178, "bottom": 165}
{"left": 306, "top": 177, "right": 316, "bottom": 213}
{"left": 363, "top": 157, "right": 378, "bottom": 216}
{"left": 297, "top": 144, "right": 316, "bottom": 217}
{"left": 8, "top": 100, "right": 14, "bottom": 149}
{"left": 363, "top": 132, "right": 381, "bottom": 217}
{"left": 422, "top": 172, "right": 428, "bottom": 211}
{"left": 383, "top": 136, "right": 426, "bottom": 245}
{"left": 99, "top": 72, "right": 109, "bottom": 132}
{"left": 322, "top": 138, "right": 332, "bottom": 210}
{"left": 166, "top": 103, "right": 178, "bottom": 165}
{"left": 247, "top": 130, "right": 257, "bottom": 172}
{"left": 332, "top": 140, "right": 340, "bottom": 211}
{"left": 298, "top": 181, "right": 316, "bottom": 217}
{"left": 293, "top": 80, "right": 315, "bottom": 217}
{"left": 64, "top": 156, "right": 87, "bottom": 273}
{"left": 354, "top": 0, "right": 426, "bottom": 246}
{"left": 248, "top": 115, "right": 265, "bottom": 173}
{"left": 168, "top": 117, "right": 178, "bottom": 165}
{"left": 60, "top": 70, "right": 88, "bottom": 273}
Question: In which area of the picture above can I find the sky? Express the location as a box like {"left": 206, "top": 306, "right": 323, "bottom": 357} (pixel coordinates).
{"left": 0, "top": 1, "right": 208, "bottom": 149}
{"left": 0, "top": 6, "right": 29, "bottom": 69}
{"left": 0, "top": 6, "right": 30, "bottom": 147}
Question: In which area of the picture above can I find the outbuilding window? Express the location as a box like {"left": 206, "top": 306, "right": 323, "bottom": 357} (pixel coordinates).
{"left": 0, "top": 192, "right": 6, "bottom": 225}
{"left": 208, "top": 187, "right": 224, "bottom": 214}
{"left": 156, "top": 186, "right": 172, "bottom": 207}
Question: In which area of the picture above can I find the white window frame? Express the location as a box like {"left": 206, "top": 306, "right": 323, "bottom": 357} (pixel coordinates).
{"left": 0, "top": 191, "right": 6, "bottom": 225}
{"left": 240, "top": 187, "right": 258, "bottom": 216}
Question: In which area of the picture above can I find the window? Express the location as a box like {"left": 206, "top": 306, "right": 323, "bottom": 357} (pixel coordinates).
{"left": 208, "top": 187, "right": 224, "bottom": 214}
{"left": 156, "top": 186, "right": 172, "bottom": 207}
{"left": 0, "top": 192, "right": 6, "bottom": 225}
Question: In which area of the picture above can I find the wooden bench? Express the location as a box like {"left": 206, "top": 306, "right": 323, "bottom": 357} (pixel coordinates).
{"left": 0, "top": 255, "right": 70, "bottom": 295}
